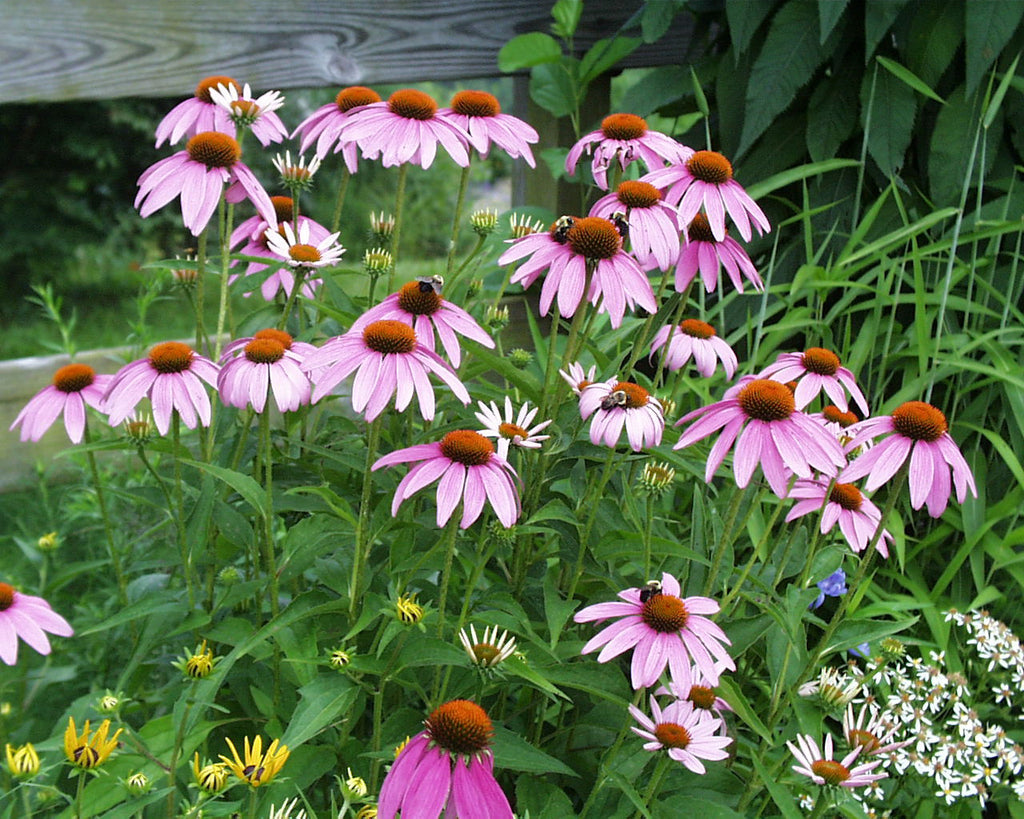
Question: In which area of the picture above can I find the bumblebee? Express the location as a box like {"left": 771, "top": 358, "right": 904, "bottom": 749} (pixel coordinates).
{"left": 639, "top": 580, "right": 663, "bottom": 603}
{"left": 415, "top": 275, "right": 444, "bottom": 294}
{"left": 610, "top": 211, "right": 629, "bottom": 241}
{"left": 600, "top": 389, "right": 628, "bottom": 410}
{"left": 551, "top": 215, "right": 576, "bottom": 244}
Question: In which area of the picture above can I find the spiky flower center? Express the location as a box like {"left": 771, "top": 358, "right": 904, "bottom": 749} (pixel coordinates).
{"left": 148, "top": 342, "right": 194, "bottom": 374}
{"left": 53, "top": 363, "right": 96, "bottom": 393}
{"left": 186, "top": 132, "right": 241, "bottom": 168}
{"left": 336, "top": 86, "right": 382, "bottom": 112}
{"left": 271, "top": 196, "right": 294, "bottom": 223}
{"left": 440, "top": 430, "right": 494, "bottom": 466}
{"left": 738, "top": 379, "right": 795, "bottom": 422}
{"left": 388, "top": 89, "right": 437, "bottom": 120}
{"left": 848, "top": 729, "right": 881, "bottom": 754}
{"left": 426, "top": 699, "right": 493, "bottom": 755}
{"left": 363, "top": 320, "right": 416, "bottom": 354}
{"left": 653, "top": 722, "right": 692, "bottom": 749}
{"left": 567, "top": 216, "right": 621, "bottom": 260}
{"left": 244, "top": 338, "right": 285, "bottom": 364}
{"left": 252, "top": 328, "right": 293, "bottom": 350}
{"left": 397, "top": 280, "right": 442, "bottom": 315}
{"left": 601, "top": 113, "right": 647, "bottom": 140}
{"left": 810, "top": 759, "right": 851, "bottom": 785}
{"left": 195, "top": 75, "right": 240, "bottom": 103}
{"left": 609, "top": 381, "right": 650, "bottom": 409}
{"left": 289, "top": 244, "right": 321, "bottom": 263}
{"left": 641, "top": 593, "right": 689, "bottom": 632}
{"left": 73, "top": 746, "right": 102, "bottom": 768}
{"left": 616, "top": 180, "right": 661, "bottom": 209}
{"left": 0, "top": 582, "right": 14, "bottom": 611}
{"left": 823, "top": 405, "right": 858, "bottom": 427}
{"left": 688, "top": 685, "right": 718, "bottom": 710}
{"left": 803, "top": 347, "right": 841, "bottom": 376}
{"left": 686, "top": 150, "right": 733, "bottom": 185}
{"left": 829, "top": 483, "right": 863, "bottom": 511}
{"left": 686, "top": 212, "right": 719, "bottom": 243}
{"left": 452, "top": 90, "right": 500, "bottom": 117}
{"left": 472, "top": 643, "right": 501, "bottom": 664}
{"left": 891, "top": 401, "right": 947, "bottom": 442}
{"left": 680, "top": 319, "right": 716, "bottom": 340}
{"left": 498, "top": 422, "right": 529, "bottom": 440}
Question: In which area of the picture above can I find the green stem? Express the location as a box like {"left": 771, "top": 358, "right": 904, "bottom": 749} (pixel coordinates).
{"left": 388, "top": 164, "right": 410, "bottom": 290}
{"left": 277, "top": 267, "right": 308, "bottom": 332}
{"left": 446, "top": 160, "right": 473, "bottom": 279}
{"left": 74, "top": 770, "right": 86, "bottom": 819}
{"left": 636, "top": 754, "right": 671, "bottom": 817}
{"left": 213, "top": 199, "right": 235, "bottom": 360}
{"left": 331, "top": 167, "right": 352, "bottom": 233}
{"left": 21, "top": 786, "right": 33, "bottom": 819}
{"left": 171, "top": 414, "right": 196, "bottom": 609}
{"left": 567, "top": 447, "right": 619, "bottom": 601}
{"left": 434, "top": 517, "right": 462, "bottom": 638}
{"left": 703, "top": 483, "right": 755, "bottom": 596}
{"left": 194, "top": 230, "right": 208, "bottom": 355}
{"left": 350, "top": 418, "right": 384, "bottom": 621}
{"left": 259, "top": 408, "right": 279, "bottom": 619}
{"left": 642, "top": 494, "right": 655, "bottom": 579}
{"left": 578, "top": 690, "right": 644, "bottom": 819}
{"left": 83, "top": 423, "right": 127, "bottom": 607}
{"left": 166, "top": 689, "right": 195, "bottom": 818}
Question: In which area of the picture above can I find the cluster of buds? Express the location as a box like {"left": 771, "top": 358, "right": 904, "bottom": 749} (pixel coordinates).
{"left": 273, "top": 150, "right": 321, "bottom": 192}
{"left": 508, "top": 348, "right": 533, "bottom": 370}
{"left": 470, "top": 207, "right": 499, "bottom": 237}
{"left": 370, "top": 212, "right": 395, "bottom": 244}
{"left": 485, "top": 304, "right": 510, "bottom": 333}
{"left": 638, "top": 461, "right": 676, "bottom": 496}
{"left": 328, "top": 648, "right": 352, "bottom": 670}
{"left": 363, "top": 248, "right": 394, "bottom": 277}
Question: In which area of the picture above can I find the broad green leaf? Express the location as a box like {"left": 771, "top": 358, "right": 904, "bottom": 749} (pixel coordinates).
{"left": 503, "top": 654, "right": 570, "bottom": 701}
{"left": 906, "top": 0, "right": 962, "bottom": 88}
{"left": 738, "top": 0, "right": 832, "bottom": 155}
{"left": 551, "top": 0, "right": 583, "bottom": 39}
{"left": 860, "top": 63, "right": 917, "bottom": 177}
{"left": 515, "top": 780, "right": 575, "bottom": 819}
{"left": 746, "top": 158, "right": 860, "bottom": 199}
{"left": 805, "top": 69, "right": 858, "bottom": 161}
{"left": 752, "top": 753, "right": 803, "bottom": 819}
{"left": 691, "top": 65, "right": 710, "bottom": 117}
{"left": 725, "top": 0, "right": 776, "bottom": 54}
{"left": 492, "top": 725, "right": 577, "bottom": 775}
{"left": 621, "top": 65, "right": 689, "bottom": 117}
{"left": 928, "top": 84, "right": 1000, "bottom": 205}
{"left": 864, "top": 0, "right": 909, "bottom": 60}
{"left": 281, "top": 675, "right": 358, "bottom": 748}
{"left": 530, "top": 61, "right": 579, "bottom": 118}
{"left": 641, "top": 1, "right": 681, "bottom": 43}
{"left": 876, "top": 55, "right": 945, "bottom": 104}
{"left": 966, "top": 0, "right": 1024, "bottom": 94}
{"left": 543, "top": 568, "right": 578, "bottom": 649}
{"left": 818, "top": 0, "right": 848, "bottom": 43}
{"left": 498, "top": 32, "right": 562, "bottom": 72}
{"left": 180, "top": 459, "right": 266, "bottom": 516}
{"left": 579, "top": 37, "right": 642, "bottom": 84}
{"left": 715, "top": 675, "right": 772, "bottom": 742}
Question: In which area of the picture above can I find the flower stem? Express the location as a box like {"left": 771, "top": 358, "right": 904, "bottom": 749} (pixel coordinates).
{"left": 446, "top": 159, "right": 472, "bottom": 279}
{"left": 567, "top": 446, "right": 619, "bottom": 601}
{"left": 259, "top": 408, "right": 279, "bottom": 620}
{"left": 635, "top": 754, "right": 671, "bottom": 817}
{"left": 213, "top": 199, "right": 235, "bottom": 360}
{"left": 331, "top": 167, "right": 352, "bottom": 233}
{"left": 194, "top": 230, "right": 208, "bottom": 355}
{"left": 578, "top": 689, "right": 644, "bottom": 819}
{"left": 82, "top": 423, "right": 127, "bottom": 607}
{"left": 703, "top": 483, "right": 756, "bottom": 596}
{"left": 74, "top": 770, "right": 86, "bottom": 819}
{"left": 171, "top": 414, "right": 196, "bottom": 610}
{"left": 350, "top": 417, "right": 383, "bottom": 621}
{"left": 388, "top": 164, "right": 409, "bottom": 290}
{"left": 277, "top": 267, "right": 308, "bottom": 332}
{"left": 434, "top": 516, "right": 461, "bottom": 638}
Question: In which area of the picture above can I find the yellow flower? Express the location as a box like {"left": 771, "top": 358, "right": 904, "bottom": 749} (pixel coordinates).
{"left": 63, "top": 717, "right": 122, "bottom": 770}
{"left": 393, "top": 736, "right": 411, "bottom": 759}
{"left": 192, "top": 752, "right": 229, "bottom": 792}
{"left": 355, "top": 806, "right": 378, "bottom": 819}
{"left": 219, "top": 735, "right": 289, "bottom": 787}
{"left": 36, "top": 532, "right": 59, "bottom": 552}
{"left": 172, "top": 639, "right": 219, "bottom": 679}
{"left": 396, "top": 594, "right": 424, "bottom": 624}
{"left": 6, "top": 742, "right": 40, "bottom": 778}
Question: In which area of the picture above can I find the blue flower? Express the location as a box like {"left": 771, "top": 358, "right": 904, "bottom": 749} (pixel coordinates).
{"left": 810, "top": 569, "right": 848, "bottom": 610}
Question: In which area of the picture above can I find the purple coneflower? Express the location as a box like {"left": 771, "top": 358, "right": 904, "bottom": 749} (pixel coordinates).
{"left": 674, "top": 378, "right": 847, "bottom": 498}
{"left": 499, "top": 216, "right": 656, "bottom": 328}
{"left": 348, "top": 279, "right": 494, "bottom": 368}
{"left": 760, "top": 348, "right": 868, "bottom": 415}
{"left": 646, "top": 150, "right": 770, "bottom": 242}
{"left": 208, "top": 82, "right": 287, "bottom": 147}
{"left": 154, "top": 75, "right": 239, "bottom": 148}
{"left": 843, "top": 702, "right": 909, "bottom": 757}
{"left": 292, "top": 86, "right": 382, "bottom": 168}
{"left": 372, "top": 430, "right": 519, "bottom": 529}
{"left": 302, "top": 321, "right": 469, "bottom": 422}
{"left": 559, "top": 361, "right": 600, "bottom": 396}
{"left": 334, "top": 88, "right": 470, "bottom": 169}
{"left": 474, "top": 396, "right": 552, "bottom": 459}
{"left": 0, "top": 582, "right": 73, "bottom": 665}
{"left": 675, "top": 213, "right": 763, "bottom": 293}
{"left": 589, "top": 180, "right": 680, "bottom": 271}
{"left": 650, "top": 319, "right": 737, "bottom": 379}
{"left": 786, "top": 478, "right": 893, "bottom": 557}
{"left": 10, "top": 364, "right": 112, "bottom": 444}
{"left": 579, "top": 380, "right": 664, "bottom": 452}
{"left": 656, "top": 665, "right": 734, "bottom": 725}
{"left": 439, "top": 90, "right": 538, "bottom": 166}
{"left": 264, "top": 219, "right": 345, "bottom": 271}
{"left": 378, "top": 700, "right": 513, "bottom": 819}
{"left": 574, "top": 571, "right": 734, "bottom": 691}
{"left": 787, "top": 733, "right": 886, "bottom": 789}
{"left": 218, "top": 329, "right": 313, "bottom": 413}
{"left": 565, "top": 113, "right": 691, "bottom": 189}
{"left": 104, "top": 342, "right": 219, "bottom": 435}
{"left": 629, "top": 696, "right": 732, "bottom": 774}
{"left": 838, "top": 401, "right": 977, "bottom": 517}
{"left": 135, "top": 131, "right": 276, "bottom": 236}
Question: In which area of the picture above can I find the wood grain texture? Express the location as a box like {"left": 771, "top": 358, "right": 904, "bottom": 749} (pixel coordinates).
{"left": 0, "top": 0, "right": 693, "bottom": 103}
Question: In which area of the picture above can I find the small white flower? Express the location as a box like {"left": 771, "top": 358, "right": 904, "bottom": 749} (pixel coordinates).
{"left": 474, "top": 397, "right": 552, "bottom": 460}
{"left": 265, "top": 220, "right": 345, "bottom": 269}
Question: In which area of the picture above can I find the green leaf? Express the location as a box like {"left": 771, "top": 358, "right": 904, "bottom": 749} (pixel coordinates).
{"left": 725, "top": 0, "right": 776, "bottom": 54}
{"left": 543, "top": 568, "right": 578, "bottom": 650}
{"left": 746, "top": 158, "right": 860, "bottom": 199}
{"left": 691, "top": 66, "right": 710, "bottom": 118}
{"left": 551, "top": 0, "right": 583, "bottom": 39}
{"left": 530, "top": 61, "right": 579, "bottom": 118}
{"left": 864, "top": 0, "right": 908, "bottom": 60}
{"left": 876, "top": 55, "right": 945, "bottom": 104}
{"left": 498, "top": 32, "right": 562, "bottom": 72}
{"left": 966, "top": 0, "right": 1024, "bottom": 94}
{"left": 752, "top": 752, "right": 803, "bottom": 819}
{"left": 818, "top": 0, "right": 848, "bottom": 43}
{"left": 515, "top": 779, "right": 576, "bottom": 819}
{"left": 641, "top": 1, "right": 681, "bottom": 43}
{"left": 905, "top": 0, "right": 962, "bottom": 88}
{"left": 579, "top": 37, "right": 642, "bottom": 84}
{"left": 929, "top": 84, "right": 999, "bottom": 205}
{"left": 715, "top": 676, "right": 772, "bottom": 743}
{"left": 984, "top": 53, "right": 1021, "bottom": 129}
{"left": 805, "top": 69, "right": 858, "bottom": 161}
{"left": 861, "top": 62, "right": 917, "bottom": 177}
{"left": 180, "top": 459, "right": 266, "bottom": 516}
{"left": 492, "top": 725, "right": 577, "bottom": 775}
{"left": 503, "top": 654, "right": 570, "bottom": 701}
{"left": 621, "top": 65, "right": 689, "bottom": 116}
{"left": 738, "top": 0, "right": 832, "bottom": 155}
{"left": 281, "top": 675, "right": 358, "bottom": 749}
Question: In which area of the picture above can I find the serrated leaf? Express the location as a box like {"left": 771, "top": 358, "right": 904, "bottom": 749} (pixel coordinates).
{"left": 738, "top": 0, "right": 831, "bottom": 155}
{"left": 498, "top": 32, "right": 562, "bottom": 72}
{"left": 579, "top": 37, "right": 642, "bottom": 84}
{"left": 818, "top": 0, "right": 848, "bottom": 43}
{"left": 876, "top": 55, "right": 945, "bottom": 104}
{"left": 281, "top": 675, "right": 358, "bottom": 748}
{"left": 864, "top": 0, "right": 908, "bottom": 59}
{"left": 861, "top": 63, "right": 917, "bottom": 177}
{"left": 966, "top": 0, "right": 1024, "bottom": 94}
{"left": 725, "top": 0, "right": 777, "bottom": 55}
{"left": 905, "top": 0, "right": 962, "bottom": 88}
{"left": 641, "top": 1, "right": 680, "bottom": 43}
{"left": 492, "top": 725, "right": 577, "bottom": 775}
{"left": 530, "top": 61, "right": 579, "bottom": 118}
{"left": 806, "top": 70, "right": 858, "bottom": 161}
{"left": 622, "top": 65, "right": 689, "bottom": 116}
{"left": 929, "top": 84, "right": 1000, "bottom": 205}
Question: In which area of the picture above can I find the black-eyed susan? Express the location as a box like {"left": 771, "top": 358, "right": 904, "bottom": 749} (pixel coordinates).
{"left": 6, "top": 742, "right": 40, "bottom": 778}
{"left": 192, "top": 753, "right": 229, "bottom": 793}
{"left": 64, "top": 717, "right": 122, "bottom": 770}
{"left": 172, "top": 639, "right": 219, "bottom": 679}
{"left": 395, "top": 594, "right": 424, "bottom": 625}
{"left": 219, "top": 735, "right": 289, "bottom": 787}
